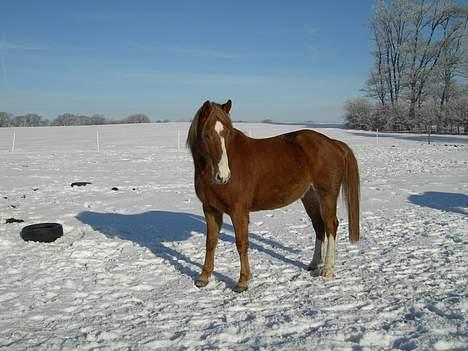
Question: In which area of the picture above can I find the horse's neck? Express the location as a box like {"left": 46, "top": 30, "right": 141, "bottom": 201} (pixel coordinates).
{"left": 230, "top": 128, "right": 249, "bottom": 147}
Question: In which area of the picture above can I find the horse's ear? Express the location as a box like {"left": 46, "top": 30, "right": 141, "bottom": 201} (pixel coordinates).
{"left": 201, "top": 100, "right": 211, "bottom": 116}
{"left": 222, "top": 99, "right": 232, "bottom": 114}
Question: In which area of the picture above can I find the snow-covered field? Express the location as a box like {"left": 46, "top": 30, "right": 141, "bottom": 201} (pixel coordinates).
{"left": 0, "top": 123, "right": 467, "bottom": 350}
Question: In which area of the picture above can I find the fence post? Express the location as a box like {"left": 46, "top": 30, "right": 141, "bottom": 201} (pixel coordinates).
{"left": 177, "top": 129, "right": 180, "bottom": 151}
{"left": 11, "top": 132, "right": 15, "bottom": 152}
{"left": 96, "top": 131, "right": 100, "bottom": 152}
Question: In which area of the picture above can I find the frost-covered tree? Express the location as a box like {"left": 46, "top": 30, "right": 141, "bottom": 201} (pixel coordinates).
{"left": 404, "top": 0, "right": 467, "bottom": 122}
{"left": 367, "top": 0, "right": 410, "bottom": 107}
{"left": 126, "top": 114, "right": 150, "bottom": 123}
{"left": 364, "top": 0, "right": 467, "bottom": 132}
{"left": 11, "top": 114, "right": 48, "bottom": 127}
{"left": 344, "top": 98, "right": 374, "bottom": 130}
{"left": 90, "top": 114, "right": 106, "bottom": 125}
{"left": 0, "top": 112, "right": 12, "bottom": 127}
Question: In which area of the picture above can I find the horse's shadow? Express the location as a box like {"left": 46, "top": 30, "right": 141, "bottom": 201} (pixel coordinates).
{"left": 408, "top": 192, "right": 468, "bottom": 216}
{"left": 76, "top": 210, "right": 306, "bottom": 286}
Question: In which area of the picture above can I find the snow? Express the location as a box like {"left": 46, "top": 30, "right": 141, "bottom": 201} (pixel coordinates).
{"left": 0, "top": 123, "right": 467, "bottom": 350}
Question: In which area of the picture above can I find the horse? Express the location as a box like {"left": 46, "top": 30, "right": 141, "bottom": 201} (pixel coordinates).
{"left": 186, "top": 99, "right": 360, "bottom": 292}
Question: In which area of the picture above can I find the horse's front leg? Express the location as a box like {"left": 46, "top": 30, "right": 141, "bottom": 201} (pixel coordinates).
{"left": 195, "top": 205, "right": 223, "bottom": 288}
{"left": 231, "top": 210, "right": 250, "bottom": 293}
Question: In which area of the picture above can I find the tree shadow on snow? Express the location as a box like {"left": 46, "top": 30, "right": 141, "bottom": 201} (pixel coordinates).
{"left": 408, "top": 192, "right": 468, "bottom": 216}
{"left": 76, "top": 210, "right": 306, "bottom": 286}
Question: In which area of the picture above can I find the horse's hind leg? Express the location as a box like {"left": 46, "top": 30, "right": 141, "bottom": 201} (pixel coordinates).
{"left": 317, "top": 188, "right": 340, "bottom": 278}
{"left": 301, "top": 188, "right": 326, "bottom": 272}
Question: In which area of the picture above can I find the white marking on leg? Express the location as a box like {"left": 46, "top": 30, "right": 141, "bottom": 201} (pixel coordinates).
{"left": 309, "top": 238, "right": 323, "bottom": 270}
{"left": 214, "top": 121, "right": 230, "bottom": 181}
{"left": 321, "top": 239, "right": 327, "bottom": 262}
{"left": 323, "top": 234, "right": 336, "bottom": 275}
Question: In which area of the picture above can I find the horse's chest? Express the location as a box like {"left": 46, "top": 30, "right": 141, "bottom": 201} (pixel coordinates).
{"left": 194, "top": 176, "right": 227, "bottom": 211}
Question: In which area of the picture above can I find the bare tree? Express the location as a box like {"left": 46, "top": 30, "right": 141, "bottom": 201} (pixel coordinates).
{"left": 405, "top": 0, "right": 466, "bottom": 122}
{"left": 90, "top": 114, "right": 106, "bottom": 125}
{"left": 126, "top": 114, "right": 150, "bottom": 123}
{"left": 368, "top": 0, "right": 410, "bottom": 107}
{"left": 435, "top": 4, "right": 467, "bottom": 110}
{"left": 0, "top": 112, "right": 12, "bottom": 127}
{"left": 364, "top": 0, "right": 467, "bottom": 133}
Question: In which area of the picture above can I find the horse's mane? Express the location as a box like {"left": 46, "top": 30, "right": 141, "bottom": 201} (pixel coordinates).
{"left": 186, "top": 101, "right": 233, "bottom": 155}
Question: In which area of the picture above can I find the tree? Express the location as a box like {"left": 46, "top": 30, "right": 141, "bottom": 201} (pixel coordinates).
{"left": 404, "top": 0, "right": 466, "bottom": 121}
{"left": 10, "top": 114, "right": 47, "bottom": 127}
{"left": 344, "top": 98, "right": 374, "bottom": 130}
{"left": 126, "top": 114, "right": 150, "bottom": 123}
{"left": 364, "top": 0, "right": 467, "bottom": 133}
{"left": 90, "top": 114, "right": 106, "bottom": 125}
{"left": 367, "top": 0, "right": 409, "bottom": 107}
{"left": 433, "top": 5, "right": 467, "bottom": 117}
{"left": 0, "top": 112, "right": 12, "bottom": 127}
{"left": 448, "top": 84, "right": 468, "bottom": 133}
{"left": 52, "top": 113, "right": 76, "bottom": 126}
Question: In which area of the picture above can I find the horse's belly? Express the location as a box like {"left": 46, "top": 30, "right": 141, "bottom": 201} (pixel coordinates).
{"left": 251, "top": 180, "right": 310, "bottom": 211}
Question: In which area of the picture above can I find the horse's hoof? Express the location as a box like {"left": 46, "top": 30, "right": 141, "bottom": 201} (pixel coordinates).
{"left": 233, "top": 285, "right": 248, "bottom": 293}
{"left": 321, "top": 270, "right": 335, "bottom": 278}
{"left": 307, "top": 265, "right": 319, "bottom": 272}
{"left": 195, "top": 279, "right": 208, "bottom": 288}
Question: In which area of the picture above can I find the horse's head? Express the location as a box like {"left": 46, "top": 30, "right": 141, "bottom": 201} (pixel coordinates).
{"left": 188, "top": 99, "right": 233, "bottom": 185}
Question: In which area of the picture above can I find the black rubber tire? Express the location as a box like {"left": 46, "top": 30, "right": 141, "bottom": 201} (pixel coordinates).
{"left": 20, "top": 223, "right": 63, "bottom": 243}
{"left": 71, "top": 182, "right": 92, "bottom": 187}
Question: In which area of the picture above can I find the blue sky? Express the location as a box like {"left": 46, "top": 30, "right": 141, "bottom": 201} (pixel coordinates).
{"left": 0, "top": 0, "right": 375, "bottom": 122}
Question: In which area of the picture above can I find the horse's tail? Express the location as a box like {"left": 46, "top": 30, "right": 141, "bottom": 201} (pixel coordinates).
{"left": 335, "top": 140, "right": 360, "bottom": 243}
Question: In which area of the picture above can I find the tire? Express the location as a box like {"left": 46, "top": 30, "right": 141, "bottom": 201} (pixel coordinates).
{"left": 71, "top": 182, "right": 92, "bottom": 187}
{"left": 20, "top": 223, "right": 63, "bottom": 243}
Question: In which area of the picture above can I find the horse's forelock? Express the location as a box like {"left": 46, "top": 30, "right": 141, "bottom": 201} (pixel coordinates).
{"left": 187, "top": 101, "right": 233, "bottom": 152}
{"left": 211, "top": 103, "right": 233, "bottom": 130}
{"left": 186, "top": 104, "right": 205, "bottom": 152}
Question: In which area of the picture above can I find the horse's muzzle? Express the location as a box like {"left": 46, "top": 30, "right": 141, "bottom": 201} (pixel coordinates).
{"left": 213, "top": 173, "right": 230, "bottom": 185}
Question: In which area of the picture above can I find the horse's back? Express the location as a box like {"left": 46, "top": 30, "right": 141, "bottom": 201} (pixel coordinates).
{"left": 289, "top": 129, "right": 348, "bottom": 189}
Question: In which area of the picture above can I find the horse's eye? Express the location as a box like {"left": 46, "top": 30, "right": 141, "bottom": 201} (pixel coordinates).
{"left": 204, "top": 134, "right": 210, "bottom": 139}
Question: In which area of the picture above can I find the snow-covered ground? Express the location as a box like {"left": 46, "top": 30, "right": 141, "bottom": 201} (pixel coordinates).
{"left": 0, "top": 123, "right": 467, "bottom": 350}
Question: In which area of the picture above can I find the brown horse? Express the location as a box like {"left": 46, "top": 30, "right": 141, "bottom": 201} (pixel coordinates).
{"left": 187, "top": 99, "right": 360, "bottom": 292}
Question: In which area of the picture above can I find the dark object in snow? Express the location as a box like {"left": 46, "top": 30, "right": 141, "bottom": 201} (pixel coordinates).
{"left": 20, "top": 223, "right": 63, "bottom": 243}
{"left": 112, "top": 187, "right": 119, "bottom": 191}
{"left": 71, "top": 182, "right": 92, "bottom": 187}
{"left": 10, "top": 205, "right": 17, "bottom": 208}
{"left": 6, "top": 218, "right": 24, "bottom": 224}
{"left": 33, "top": 188, "right": 39, "bottom": 191}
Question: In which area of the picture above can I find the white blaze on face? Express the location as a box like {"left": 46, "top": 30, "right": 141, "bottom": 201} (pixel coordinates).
{"left": 214, "top": 121, "right": 230, "bottom": 181}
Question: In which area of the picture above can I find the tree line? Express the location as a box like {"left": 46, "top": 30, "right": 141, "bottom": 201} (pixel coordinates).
{"left": 0, "top": 112, "right": 171, "bottom": 127}
{"left": 345, "top": 0, "right": 467, "bottom": 134}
